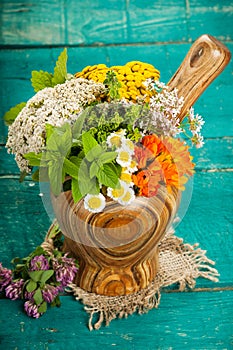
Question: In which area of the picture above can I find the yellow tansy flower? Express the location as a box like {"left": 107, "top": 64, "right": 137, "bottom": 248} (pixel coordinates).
{"left": 75, "top": 61, "right": 160, "bottom": 102}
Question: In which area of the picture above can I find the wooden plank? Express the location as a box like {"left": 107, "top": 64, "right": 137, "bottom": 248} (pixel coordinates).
{"left": 176, "top": 171, "right": 233, "bottom": 288}
{"left": 1, "top": 43, "right": 232, "bottom": 143}
{"left": 0, "top": 290, "right": 232, "bottom": 349}
{"left": 188, "top": 0, "right": 233, "bottom": 42}
{"left": 0, "top": 0, "right": 66, "bottom": 45}
{"left": 0, "top": 172, "right": 232, "bottom": 287}
{"left": 1, "top": 1, "right": 232, "bottom": 46}
{"left": 1, "top": 137, "right": 232, "bottom": 175}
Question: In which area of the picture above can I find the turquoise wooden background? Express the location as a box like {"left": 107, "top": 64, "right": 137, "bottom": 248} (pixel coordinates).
{"left": 0, "top": 1, "right": 232, "bottom": 349}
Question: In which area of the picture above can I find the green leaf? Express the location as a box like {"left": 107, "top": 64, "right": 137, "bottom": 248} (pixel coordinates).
{"left": 45, "top": 124, "right": 55, "bottom": 140}
{"left": 72, "top": 110, "right": 88, "bottom": 139}
{"left": 82, "top": 132, "right": 98, "bottom": 156}
{"left": 52, "top": 48, "right": 68, "bottom": 86}
{"left": 31, "top": 70, "right": 53, "bottom": 92}
{"left": 48, "top": 162, "right": 63, "bottom": 196}
{"left": 31, "top": 167, "right": 49, "bottom": 182}
{"left": 85, "top": 144, "right": 103, "bottom": 162}
{"left": 99, "top": 151, "right": 117, "bottom": 164}
{"left": 23, "top": 152, "right": 42, "bottom": 167}
{"left": 71, "top": 178, "right": 83, "bottom": 202}
{"left": 89, "top": 161, "right": 99, "bottom": 179}
{"left": 33, "top": 288, "right": 43, "bottom": 305}
{"left": 97, "top": 164, "right": 120, "bottom": 188}
{"left": 70, "top": 153, "right": 84, "bottom": 168}
{"left": 29, "top": 271, "right": 44, "bottom": 283}
{"left": 63, "top": 158, "right": 79, "bottom": 180}
{"left": 51, "top": 295, "right": 61, "bottom": 308}
{"left": 19, "top": 171, "right": 28, "bottom": 183}
{"left": 38, "top": 301, "right": 47, "bottom": 313}
{"left": 26, "top": 280, "right": 37, "bottom": 293}
{"left": 3, "top": 102, "right": 26, "bottom": 126}
{"left": 40, "top": 270, "right": 54, "bottom": 284}
{"left": 46, "top": 123, "right": 72, "bottom": 157}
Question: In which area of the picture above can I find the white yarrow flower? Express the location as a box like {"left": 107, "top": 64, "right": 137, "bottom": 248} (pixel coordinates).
{"left": 6, "top": 78, "right": 105, "bottom": 172}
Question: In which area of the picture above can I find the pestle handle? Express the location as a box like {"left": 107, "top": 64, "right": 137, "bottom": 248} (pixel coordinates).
{"left": 168, "top": 34, "right": 231, "bottom": 121}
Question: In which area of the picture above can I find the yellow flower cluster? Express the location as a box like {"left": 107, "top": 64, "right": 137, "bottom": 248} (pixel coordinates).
{"left": 75, "top": 61, "right": 160, "bottom": 103}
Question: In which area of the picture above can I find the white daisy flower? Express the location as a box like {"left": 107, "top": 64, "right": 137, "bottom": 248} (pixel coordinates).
{"left": 121, "top": 138, "right": 135, "bottom": 155}
{"left": 107, "top": 180, "right": 128, "bottom": 200}
{"left": 116, "top": 148, "right": 132, "bottom": 167}
{"left": 120, "top": 170, "right": 134, "bottom": 186}
{"left": 128, "top": 160, "right": 138, "bottom": 173}
{"left": 118, "top": 187, "right": 135, "bottom": 206}
{"left": 106, "top": 129, "right": 126, "bottom": 148}
{"left": 84, "top": 193, "right": 106, "bottom": 213}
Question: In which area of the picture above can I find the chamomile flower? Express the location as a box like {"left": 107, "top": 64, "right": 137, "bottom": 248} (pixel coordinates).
{"left": 106, "top": 130, "right": 126, "bottom": 148}
{"left": 128, "top": 159, "right": 138, "bottom": 173}
{"left": 116, "top": 148, "right": 132, "bottom": 167}
{"left": 107, "top": 180, "right": 128, "bottom": 200}
{"left": 84, "top": 193, "right": 106, "bottom": 213}
{"left": 120, "top": 170, "right": 134, "bottom": 186}
{"left": 118, "top": 187, "right": 135, "bottom": 206}
{"left": 121, "top": 138, "right": 135, "bottom": 155}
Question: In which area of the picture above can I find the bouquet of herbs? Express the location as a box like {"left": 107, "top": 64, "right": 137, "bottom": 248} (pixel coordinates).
{"left": 4, "top": 49, "right": 204, "bottom": 214}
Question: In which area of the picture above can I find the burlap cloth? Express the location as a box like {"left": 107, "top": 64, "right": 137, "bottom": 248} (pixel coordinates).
{"left": 42, "top": 222, "right": 219, "bottom": 331}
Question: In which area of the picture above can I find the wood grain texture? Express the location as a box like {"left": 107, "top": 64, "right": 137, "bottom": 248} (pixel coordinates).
{"left": 0, "top": 290, "right": 232, "bottom": 349}
{"left": 0, "top": 0, "right": 232, "bottom": 46}
{"left": 0, "top": 173, "right": 232, "bottom": 288}
{"left": 168, "top": 34, "right": 231, "bottom": 121}
{"left": 52, "top": 187, "right": 179, "bottom": 295}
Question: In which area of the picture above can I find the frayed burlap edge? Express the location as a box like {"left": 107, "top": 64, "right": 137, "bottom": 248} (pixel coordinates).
{"left": 42, "top": 223, "right": 219, "bottom": 331}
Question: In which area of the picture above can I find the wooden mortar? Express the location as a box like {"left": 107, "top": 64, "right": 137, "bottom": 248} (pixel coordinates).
{"left": 51, "top": 35, "right": 231, "bottom": 296}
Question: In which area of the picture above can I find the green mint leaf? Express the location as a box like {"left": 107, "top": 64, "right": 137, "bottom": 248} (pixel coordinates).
{"left": 85, "top": 144, "right": 103, "bottom": 162}
{"left": 89, "top": 161, "right": 99, "bottom": 179}
{"left": 63, "top": 158, "right": 79, "bottom": 180}
{"left": 3, "top": 102, "right": 26, "bottom": 126}
{"left": 70, "top": 153, "right": 84, "bottom": 168}
{"left": 46, "top": 123, "right": 72, "bottom": 157}
{"left": 48, "top": 162, "right": 63, "bottom": 196}
{"left": 82, "top": 132, "right": 98, "bottom": 156}
{"left": 33, "top": 288, "right": 43, "bottom": 305}
{"left": 38, "top": 301, "right": 47, "bottom": 313}
{"left": 31, "top": 70, "right": 53, "bottom": 93}
{"left": 28, "top": 271, "right": 44, "bottom": 283}
{"left": 97, "top": 164, "right": 119, "bottom": 188}
{"left": 71, "top": 178, "right": 83, "bottom": 202}
{"left": 40, "top": 270, "right": 54, "bottom": 284}
{"left": 99, "top": 151, "right": 117, "bottom": 164}
{"left": 72, "top": 110, "right": 88, "bottom": 139}
{"left": 23, "top": 152, "right": 42, "bottom": 167}
{"left": 52, "top": 48, "right": 68, "bottom": 86}
{"left": 26, "top": 280, "right": 37, "bottom": 293}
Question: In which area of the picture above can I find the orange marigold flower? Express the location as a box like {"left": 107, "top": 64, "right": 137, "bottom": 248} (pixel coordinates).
{"left": 161, "top": 137, "right": 195, "bottom": 176}
{"left": 134, "top": 145, "right": 151, "bottom": 169}
{"left": 132, "top": 169, "right": 161, "bottom": 197}
{"left": 141, "top": 134, "right": 162, "bottom": 157}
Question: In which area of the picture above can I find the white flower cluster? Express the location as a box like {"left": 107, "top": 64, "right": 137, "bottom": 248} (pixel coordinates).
{"left": 144, "top": 79, "right": 184, "bottom": 137}
{"left": 6, "top": 78, "right": 106, "bottom": 172}
{"left": 187, "top": 107, "right": 205, "bottom": 148}
{"left": 84, "top": 130, "right": 138, "bottom": 213}
{"left": 107, "top": 130, "right": 136, "bottom": 206}
{"left": 143, "top": 79, "right": 205, "bottom": 147}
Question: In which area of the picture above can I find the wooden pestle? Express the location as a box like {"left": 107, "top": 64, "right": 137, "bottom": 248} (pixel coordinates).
{"left": 168, "top": 34, "right": 231, "bottom": 122}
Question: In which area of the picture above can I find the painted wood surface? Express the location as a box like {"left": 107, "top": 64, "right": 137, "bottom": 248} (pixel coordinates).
{"left": 0, "top": 0, "right": 232, "bottom": 349}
